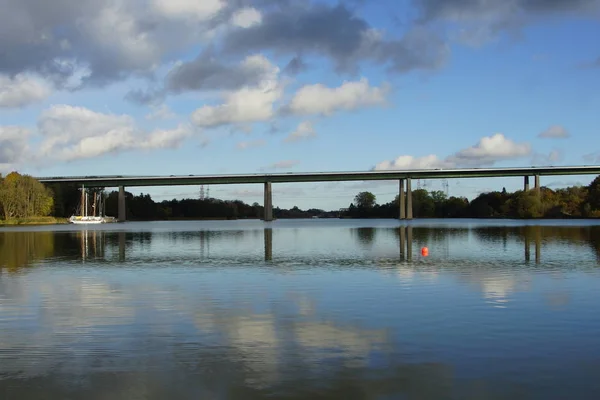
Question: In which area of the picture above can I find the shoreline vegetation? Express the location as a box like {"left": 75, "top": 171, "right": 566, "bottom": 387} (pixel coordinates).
{"left": 0, "top": 217, "right": 69, "bottom": 226}
{"left": 1, "top": 171, "right": 600, "bottom": 226}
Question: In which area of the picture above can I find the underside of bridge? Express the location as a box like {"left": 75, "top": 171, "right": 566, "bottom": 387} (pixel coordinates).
{"left": 98, "top": 173, "right": 548, "bottom": 222}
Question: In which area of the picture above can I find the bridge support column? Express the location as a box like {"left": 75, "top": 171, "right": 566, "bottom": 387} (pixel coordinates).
{"left": 524, "top": 176, "right": 530, "bottom": 191}
{"left": 407, "top": 226, "right": 413, "bottom": 261}
{"left": 264, "top": 228, "right": 273, "bottom": 261}
{"left": 399, "top": 227, "right": 406, "bottom": 260}
{"left": 264, "top": 182, "right": 273, "bottom": 222}
{"left": 406, "top": 178, "right": 413, "bottom": 220}
{"left": 399, "top": 179, "right": 406, "bottom": 219}
{"left": 534, "top": 175, "right": 541, "bottom": 196}
{"left": 535, "top": 227, "right": 541, "bottom": 264}
{"left": 118, "top": 186, "right": 126, "bottom": 222}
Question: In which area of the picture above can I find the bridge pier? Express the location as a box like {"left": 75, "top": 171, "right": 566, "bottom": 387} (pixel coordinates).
{"left": 118, "top": 186, "right": 126, "bottom": 222}
{"left": 398, "top": 226, "right": 413, "bottom": 261}
{"left": 264, "top": 182, "right": 273, "bottom": 222}
{"left": 264, "top": 228, "right": 273, "bottom": 261}
{"left": 407, "top": 226, "right": 413, "bottom": 261}
{"left": 524, "top": 176, "right": 530, "bottom": 191}
{"left": 406, "top": 178, "right": 413, "bottom": 220}
{"left": 399, "top": 179, "right": 406, "bottom": 219}
{"left": 535, "top": 175, "right": 541, "bottom": 196}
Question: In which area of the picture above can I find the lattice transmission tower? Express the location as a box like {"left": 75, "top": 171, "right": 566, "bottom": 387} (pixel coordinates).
{"left": 442, "top": 179, "right": 449, "bottom": 197}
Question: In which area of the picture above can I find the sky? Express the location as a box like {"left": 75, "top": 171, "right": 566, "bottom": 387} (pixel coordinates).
{"left": 1, "top": 0, "right": 599, "bottom": 210}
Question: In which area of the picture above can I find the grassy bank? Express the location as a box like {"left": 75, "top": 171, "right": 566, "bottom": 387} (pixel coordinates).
{"left": 0, "top": 217, "right": 69, "bottom": 226}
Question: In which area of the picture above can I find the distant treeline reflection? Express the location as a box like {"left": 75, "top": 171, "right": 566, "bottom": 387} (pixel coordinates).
{"left": 2, "top": 225, "right": 599, "bottom": 271}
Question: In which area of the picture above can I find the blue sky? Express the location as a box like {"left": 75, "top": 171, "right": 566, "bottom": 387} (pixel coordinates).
{"left": 1, "top": 0, "right": 599, "bottom": 210}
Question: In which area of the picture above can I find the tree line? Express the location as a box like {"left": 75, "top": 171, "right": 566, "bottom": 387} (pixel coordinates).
{"left": 46, "top": 184, "right": 338, "bottom": 220}
{"left": 345, "top": 176, "right": 600, "bottom": 219}
{"left": 2, "top": 171, "right": 600, "bottom": 221}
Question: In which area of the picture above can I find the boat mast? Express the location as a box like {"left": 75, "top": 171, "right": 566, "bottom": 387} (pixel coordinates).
{"left": 93, "top": 192, "right": 97, "bottom": 217}
{"left": 81, "top": 185, "right": 85, "bottom": 217}
{"left": 100, "top": 191, "right": 105, "bottom": 217}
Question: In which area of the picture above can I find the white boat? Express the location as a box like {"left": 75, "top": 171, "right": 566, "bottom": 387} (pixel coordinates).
{"left": 69, "top": 186, "right": 116, "bottom": 224}
{"left": 69, "top": 215, "right": 108, "bottom": 224}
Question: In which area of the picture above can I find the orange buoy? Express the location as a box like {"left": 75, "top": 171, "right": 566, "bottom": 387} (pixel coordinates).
{"left": 421, "top": 247, "right": 429, "bottom": 257}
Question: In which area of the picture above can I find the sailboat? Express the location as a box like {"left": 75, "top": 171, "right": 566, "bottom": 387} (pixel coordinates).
{"left": 69, "top": 187, "right": 116, "bottom": 224}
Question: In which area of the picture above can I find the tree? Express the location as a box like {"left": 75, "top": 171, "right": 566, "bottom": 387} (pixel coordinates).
{"left": 0, "top": 172, "right": 54, "bottom": 220}
{"left": 430, "top": 190, "right": 447, "bottom": 204}
{"left": 412, "top": 189, "right": 435, "bottom": 217}
{"left": 443, "top": 196, "right": 469, "bottom": 217}
{"left": 588, "top": 176, "right": 600, "bottom": 211}
{"left": 354, "top": 191, "right": 376, "bottom": 209}
{"left": 510, "top": 191, "right": 543, "bottom": 218}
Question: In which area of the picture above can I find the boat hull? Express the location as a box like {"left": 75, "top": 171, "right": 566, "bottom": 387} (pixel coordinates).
{"left": 69, "top": 216, "right": 116, "bottom": 224}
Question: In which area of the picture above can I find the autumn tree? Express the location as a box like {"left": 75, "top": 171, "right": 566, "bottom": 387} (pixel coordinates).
{"left": 511, "top": 191, "right": 543, "bottom": 218}
{"left": 588, "top": 176, "right": 600, "bottom": 211}
{"left": 0, "top": 172, "right": 54, "bottom": 220}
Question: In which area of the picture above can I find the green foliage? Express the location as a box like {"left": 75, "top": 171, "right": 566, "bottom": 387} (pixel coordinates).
{"left": 0, "top": 172, "right": 54, "bottom": 220}
{"left": 45, "top": 183, "right": 82, "bottom": 217}
{"left": 344, "top": 175, "right": 600, "bottom": 219}
{"left": 354, "top": 191, "right": 376, "bottom": 209}
{"left": 3, "top": 171, "right": 600, "bottom": 221}
{"left": 588, "top": 176, "right": 600, "bottom": 210}
{"left": 412, "top": 189, "right": 435, "bottom": 217}
{"left": 100, "top": 190, "right": 336, "bottom": 220}
{"left": 509, "top": 191, "right": 544, "bottom": 218}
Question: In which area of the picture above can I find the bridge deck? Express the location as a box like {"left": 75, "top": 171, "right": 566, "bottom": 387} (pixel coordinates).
{"left": 36, "top": 165, "right": 600, "bottom": 188}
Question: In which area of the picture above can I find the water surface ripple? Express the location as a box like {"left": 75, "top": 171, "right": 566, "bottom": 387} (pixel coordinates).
{"left": 1, "top": 219, "right": 600, "bottom": 399}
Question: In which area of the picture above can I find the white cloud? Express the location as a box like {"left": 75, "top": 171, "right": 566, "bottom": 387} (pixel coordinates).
{"left": 37, "top": 105, "right": 194, "bottom": 161}
{"left": 38, "top": 105, "right": 138, "bottom": 160}
{"left": 191, "top": 57, "right": 283, "bottom": 128}
{"left": 447, "top": 133, "right": 531, "bottom": 166}
{"left": 236, "top": 139, "right": 266, "bottom": 150}
{"left": 375, "top": 133, "right": 531, "bottom": 170}
{"left": 85, "top": 3, "right": 164, "bottom": 76}
{"left": 287, "top": 78, "right": 389, "bottom": 116}
{"left": 141, "top": 124, "right": 193, "bottom": 150}
{"left": 231, "top": 7, "right": 262, "bottom": 28}
{"left": 152, "top": 0, "right": 225, "bottom": 20}
{"left": 284, "top": 121, "right": 316, "bottom": 143}
{"left": 191, "top": 84, "right": 282, "bottom": 127}
{"left": 38, "top": 105, "right": 136, "bottom": 159}
{"left": 538, "top": 125, "right": 570, "bottom": 139}
{"left": 0, "top": 74, "right": 52, "bottom": 108}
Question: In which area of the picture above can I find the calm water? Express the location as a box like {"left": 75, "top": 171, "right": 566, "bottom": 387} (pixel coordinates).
{"left": 1, "top": 219, "right": 600, "bottom": 399}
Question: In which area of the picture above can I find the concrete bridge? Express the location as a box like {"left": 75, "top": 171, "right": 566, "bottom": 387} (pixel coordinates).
{"left": 37, "top": 165, "right": 600, "bottom": 222}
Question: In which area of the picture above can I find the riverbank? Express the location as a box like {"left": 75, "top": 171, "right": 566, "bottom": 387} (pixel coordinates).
{"left": 0, "top": 217, "right": 69, "bottom": 226}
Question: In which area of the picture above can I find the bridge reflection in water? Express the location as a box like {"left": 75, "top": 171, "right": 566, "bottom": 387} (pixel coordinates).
{"left": 396, "top": 225, "right": 545, "bottom": 264}
{"left": 2, "top": 223, "right": 599, "bottom": 271}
